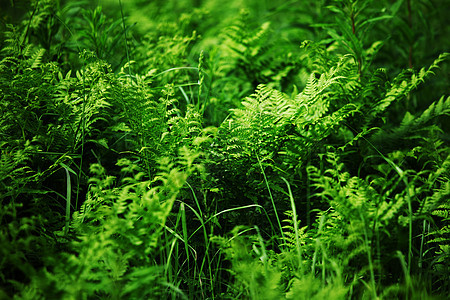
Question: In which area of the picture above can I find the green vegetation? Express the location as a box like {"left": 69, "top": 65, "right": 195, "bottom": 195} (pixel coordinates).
{"left": 1, "top": 0, "right": 449, "bottom": 298}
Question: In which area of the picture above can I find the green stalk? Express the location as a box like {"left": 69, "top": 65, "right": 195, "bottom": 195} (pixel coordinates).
{"left": 119, "top": 0, "right": 131, "bottom": 76}
{"left": 63, "top": 166, "right": 71, "bottom": 236}
{"left": 185, "top": 182, "right": 214, "bottom": 298}
{"left": 361, "top": 212, "right": 377, "bottom": 299}
{"left": 362, "top": 137, "right": 414, "bottom": 278}
{"left": 406, "top": 0, "right": 413, "bottom": 68}
{"left": 349, "top": 3, "right": 362, "bottom": 79}
{"left": 256, "top": 153, "right": 286, "bottom": 246}
{"left": 180, "top": 203, "right": 190, "bottom": 266}
{"left": 281, "top": 177, "right": 302, "bottom": 270}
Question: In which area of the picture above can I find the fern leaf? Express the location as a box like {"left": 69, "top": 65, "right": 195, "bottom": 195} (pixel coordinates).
{"left": 369, "top": 53, "right": 449, "bottom": 119}
{"left": 30, "top": 48, "right": 46, "bottom": 69}
{"left": 415, "top": 95, "right": 450, "bottom": 126}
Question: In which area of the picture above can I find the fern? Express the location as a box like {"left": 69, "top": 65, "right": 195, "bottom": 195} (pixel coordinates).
{"left": 415, "top": 95, "right": 450, "bottom": 126}
{"left": 368, "top": 53, "right": 449, "bottom": 119}
{"left": 212, "top": 56, "right": 356, "bottom": 201}
{"left": 31, "top": 148, "right": 202, "bottom": 299}
{"left": 218, "top": 9, "right": 300, "bottom": 93}
{"left": 426, "top": 200, "right": 450, "bottom": 294}
{"left": 1, "top": 0, "right": 449, "bottom": 298}
{"left": 281, "top": 210, "right": 309, "bottom": 257}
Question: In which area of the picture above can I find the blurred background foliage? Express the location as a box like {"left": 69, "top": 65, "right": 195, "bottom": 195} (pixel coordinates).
{"left": 2, "top": 0, "right": 449, "bottom": 125}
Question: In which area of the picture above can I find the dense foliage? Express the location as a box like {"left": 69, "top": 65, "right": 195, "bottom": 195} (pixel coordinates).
{"left": 1, "top": 0, "right": 449, "bottom": 299}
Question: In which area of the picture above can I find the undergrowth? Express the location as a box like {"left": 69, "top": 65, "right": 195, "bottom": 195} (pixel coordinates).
{"left": 1, "top": 0, "right": 449, "bottom": 299}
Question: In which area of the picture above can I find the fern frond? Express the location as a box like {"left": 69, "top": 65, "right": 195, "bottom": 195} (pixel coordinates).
{"left": 369, "top": 53, "right": 449, "bottom": 119}
{"left": 378, "top": 95, "right": 450, "bottom": 146}
{"left": 30, "top": 48, "right": 46, "bottom": 69}
{"left": 281, "top": 210, "right": 308, "bottom": 250}
{"left": 415, "top": 95, "right": 450, "bottom": 126}
{"left": 420, "top": 179, "right": 450, "bottom": 215}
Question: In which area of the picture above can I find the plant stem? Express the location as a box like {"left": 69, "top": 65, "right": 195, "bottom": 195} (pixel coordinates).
{"left": 407, "top": 0, "right": 413, "bottom": 68}
{"left": 256, "top": 153, "right": 286, "bottom": 247}
{"left": 350, "top": 7, "right": 362, "bottom": 79}
{"left": 63, "top": 167, "right": 71, "bottom": 236}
